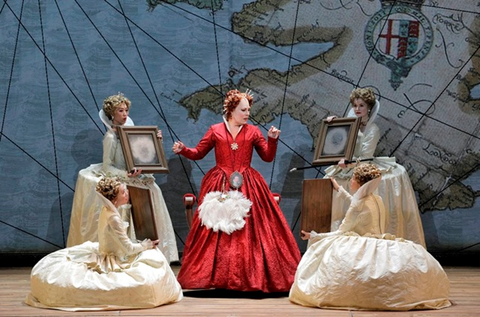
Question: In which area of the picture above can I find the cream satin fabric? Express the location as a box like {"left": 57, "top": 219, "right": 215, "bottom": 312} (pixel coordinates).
{"left": 324, "top": 102, "right": 426, "bottom": 246}
{"left": 67, "top": 111, "right": 179, "bottom": 263}
{"left": 26, "top": 197, "right": 183, "bottom": 311}
{"left": 289, "top": 234, "right": 451, "bottom": 311}
{"left": 328, "top": 160, "right": 426, "bottom": 247}
{"left": 290, "top": 175, "right": 450, "bottom": 311}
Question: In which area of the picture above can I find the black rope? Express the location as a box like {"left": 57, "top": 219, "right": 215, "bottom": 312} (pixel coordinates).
{"left": 103, "top": 0, "right": 223, "bottom": 97}
{"left": 2, "top": 0, "right": 478, "bottom": 250}
{"left": 53, "top": 0, "right": 103, "bottom": 128}
{"left": 0, "top": 132, "right": 75, "bottom": 192}
{"left": 2, "top": 1, "right": 104, "bottom": 134}
{"left": 0, "top": 220, "right": 63, "bottom": 249}
{"left": 117, "top": 0, "right": 187, "bottom": 244}
{"left": 210, "top": 0, "right": 223, "bottom": 96}
{"left": 418, "top": 161, "right": 480, "bottom": 211}
{"left": 38, "top": 0, "right": 66, "bottom": 247}
{"left": 389, "top": 43, "right": 480, "bottom": 156}
{"left": 0, "top": 0, "right": 23, "bottom": 144}
{"left": 407, "top": 1, "right": 480, "bottom": 15}
{"left": 101, "top": 0, "right": 205, "bottom": 191}
{"left": 109, "top": 0, "right": 480, "bottom": 161}
{"left": 341, "top": 3, "right": 397, "bottom": 117}
{"left": 268, "top": 0, "right": 302, "bottom": 191}
{"left": 116, "top": 1, "right": 172, "bottom": 139}
{"left": 383, "top": 93, "right": 479, "bottom": 141}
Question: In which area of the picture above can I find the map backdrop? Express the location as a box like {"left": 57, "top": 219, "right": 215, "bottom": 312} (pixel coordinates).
{"left": 0, "top": 0, "right": 479, "bottom": 259}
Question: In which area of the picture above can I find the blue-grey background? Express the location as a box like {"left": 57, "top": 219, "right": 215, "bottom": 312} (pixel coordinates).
{"left": 0, "top": 0, "right": 478, "bottom": 262}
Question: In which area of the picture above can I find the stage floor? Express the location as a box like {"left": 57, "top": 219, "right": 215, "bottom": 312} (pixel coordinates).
{"left": 1, "top": 265, "right": 479, "bottom": 317}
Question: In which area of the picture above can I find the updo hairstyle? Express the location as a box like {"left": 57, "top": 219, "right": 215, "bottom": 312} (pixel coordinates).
{"left": 96, "top": 177, "right": 122, "bottom": 202}
{"left": 223, "top": 89, "right": 253, "bottom": 120}
{"left": 349, "top": 88, "right": 376, "bottom": 110}
{"left": 352, "top": 163, "right": 381, "bottom": 186}
{"left": 103, "top": 93, "right": 131, "bottom": 120}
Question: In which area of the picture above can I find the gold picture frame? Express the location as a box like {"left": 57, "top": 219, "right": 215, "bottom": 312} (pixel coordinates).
{"left": 117, "top": 126, "right": 169, "bottom": 174}
{"left": 312, "top": 117, "right": 361, "bottom": 166}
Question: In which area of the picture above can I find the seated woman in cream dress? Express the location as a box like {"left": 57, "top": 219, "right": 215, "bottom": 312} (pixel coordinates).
{"left": 26, "top": 177, "right": 183, "bottom": 311}
{"left": 325, "top": 87, "right": 425, "bottom": 247}
{"left": 289, "top": 164, "right": 450, "bottom": 311}
{"left": 66, "top": 93, "right": 178, "bottom": 263}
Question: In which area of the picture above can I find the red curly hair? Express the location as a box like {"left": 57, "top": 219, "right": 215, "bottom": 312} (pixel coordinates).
{"left": 223, "top": 89, "right": 253, "bottom": 120}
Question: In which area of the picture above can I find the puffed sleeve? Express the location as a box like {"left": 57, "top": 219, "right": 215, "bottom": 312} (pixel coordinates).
{"left": 308, "top": 230, "right": 342, "bottom": 244}
{"left": 338, "top": 200, "right": 364, "bottom": 233}
{"left": 106, "top": 210, "right": 150, "bottom": 256}
{"left": 179, "top": 127, "right": 215, "bottom": 160}
{"left": 337, "top": 185, "right": 353, "bottom": 206}
{"left": 252, "top": 126, "right": 277, "bottom": 162}
{"left": 102, "top": 132, "right": 128, "bottom": 178}
{"left": 359, "top": 124, "right": 380, "bottom": 158}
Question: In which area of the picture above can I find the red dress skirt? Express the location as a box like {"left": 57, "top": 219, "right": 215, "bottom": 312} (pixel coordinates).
{"left": 177, "top": 123, "right": 301, "bottom": 292}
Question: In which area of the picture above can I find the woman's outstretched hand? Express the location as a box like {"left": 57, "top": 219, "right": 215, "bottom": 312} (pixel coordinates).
{"left": 300, "top": 230, "right": 311, "bottom": 240}
{"left": 172, "top": 141, "right": 185, "bottom": 154}
{"left": 329, "top": 177, "right": 340, "bottom": 192}
{"left": 268, "top": 126, "right": 281, "bottom": 139}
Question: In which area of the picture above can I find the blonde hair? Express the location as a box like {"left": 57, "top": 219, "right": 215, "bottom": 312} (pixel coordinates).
{"left": 349, "top": 88, "right": 376, "bottom": 110}
{"left": 223, "top": 89, "right": 253, "bottom": 120}
{"left": 96, "top": 177, "right": 122, "bottom": 202}
{"left": 103, "top": 93, "right": 131, "bottom": 120}
{"left": 352, "top": 163, "right": 381, "bottom": 186}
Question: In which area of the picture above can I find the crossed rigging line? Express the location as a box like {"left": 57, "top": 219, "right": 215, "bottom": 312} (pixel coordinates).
{"left": 1, "top": 1, "right": 479, "bottom": 251}
{"left": 39, "top": 0, "right": 67, "bottom": 247}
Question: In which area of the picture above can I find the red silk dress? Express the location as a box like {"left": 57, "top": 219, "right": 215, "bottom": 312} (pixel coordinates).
{"left": 177, "top": 122, "right": 301, "bottom": 292}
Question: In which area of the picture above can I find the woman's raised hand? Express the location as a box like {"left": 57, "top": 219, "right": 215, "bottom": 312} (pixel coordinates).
{"left": 268, "top": 126, "right": 281, "bottom": 139}
{"left": 329, "top": 177, "right": 340, "bottom": 192}
{"left": 172, "top": 141, "right": 185, "bottom": 154}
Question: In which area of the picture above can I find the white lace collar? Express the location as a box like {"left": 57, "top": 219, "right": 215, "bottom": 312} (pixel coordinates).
{"left": 99, "top": 109, "right": 134, "bottom": 133}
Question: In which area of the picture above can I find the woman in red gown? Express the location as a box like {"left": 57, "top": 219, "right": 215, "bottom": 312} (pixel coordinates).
{"left": 172, "top": 89, "right": 301, "bottom": 292}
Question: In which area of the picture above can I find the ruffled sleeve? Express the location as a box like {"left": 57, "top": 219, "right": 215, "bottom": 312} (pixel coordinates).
{"left": 179, "top": 127, "right": 215, "bottom": 160}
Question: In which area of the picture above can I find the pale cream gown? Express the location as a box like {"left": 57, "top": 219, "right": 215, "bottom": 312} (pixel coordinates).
{"left": 289, "top": 177, "right": 451, "bottom": 310}
{"left": 66, "top": 110, "right": 178, "bottom": 263}
{"left": 25, "top": 193, "right": 183, "bottom": 311}
{"left": 324, "top": 100, "right": 426, "bottom": 247}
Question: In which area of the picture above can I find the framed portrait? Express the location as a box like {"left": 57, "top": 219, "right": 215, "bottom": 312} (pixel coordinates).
{"left": 118, "top": 126, "right": 169, "bottom": 174}
{"left": 312, "top": 117, "right": 361, "bottom": 166}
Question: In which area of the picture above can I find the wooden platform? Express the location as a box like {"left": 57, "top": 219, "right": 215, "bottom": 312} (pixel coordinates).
{"left": 1, "top": 265, "right": 479, "bottom": 316}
